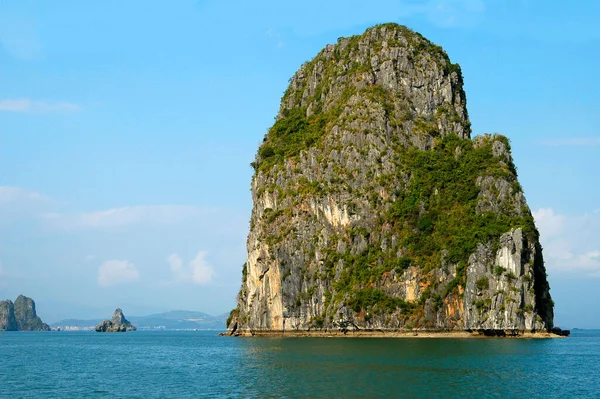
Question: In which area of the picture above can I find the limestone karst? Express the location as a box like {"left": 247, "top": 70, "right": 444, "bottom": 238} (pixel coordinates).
{"left": 0, "top": 295, "right": 50, "bottom": 331}
{"left": 95, "top": 308, "right": 137, "bottom": 332}
{"left": 227, "top": 23, "right": 554, "bottom": 335}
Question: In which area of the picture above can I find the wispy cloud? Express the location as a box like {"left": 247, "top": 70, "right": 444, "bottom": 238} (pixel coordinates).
{"left": 265, "top": 28, "right": 278, "bottom": 37}
{"left": 0, "top": 186, "right": 45, "bottom": 203}
{"left": 265, "top": 28, "right": 285, "bottom": 48}
{"left": 98, "top": 260, "right": 140, "bottom": 287}
{"left": 0, "top": 187, "right": 50, "bottom": 226}
{"left": 534, "top": 208, "right": 600, "bottom": 277}
{"left": 190, "top": 251, "right": 215, "bottom": 285}
{"left": 0, "top": 99, "right": 81, "bottom": 113}
{"left": 167, "top": 251, "right": 215, "bottom": 285}
{"left": 41, "top": 205, "right": 216, "bottom": 230}
{"left": 541, "top": 137, "right": 600, "bottom": 147}
{"left": 168, "top": 254, "right": 186, "bottom": 280}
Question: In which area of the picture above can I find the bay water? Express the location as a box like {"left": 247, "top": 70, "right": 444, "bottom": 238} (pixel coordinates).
{"left": 1, "top": 330, "right": 598, "bottom": 398}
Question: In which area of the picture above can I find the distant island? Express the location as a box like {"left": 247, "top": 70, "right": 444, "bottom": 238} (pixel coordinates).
{"left": 95, "top": 308, "right": 137, "bottom": 332}
{"left": 52, "top": 310, "right": 228, "bottom": 331}
{"left": 0, "top": 295, "right": 50, "bottom": 331}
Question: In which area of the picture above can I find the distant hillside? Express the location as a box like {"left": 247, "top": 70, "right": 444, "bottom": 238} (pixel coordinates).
{"left": 52, "top": 310, "right": 228, "bottom": 330}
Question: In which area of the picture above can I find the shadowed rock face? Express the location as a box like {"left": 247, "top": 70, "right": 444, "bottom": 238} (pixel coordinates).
{"left": 95, "top": 309, "right": 136, "bottom": 332}
{"left": 227, "top": 23, "right": 554, "bottom": 335}
{"left": 1, "top": 296, "right": 50, "bottom": 331}
{"left": 0, "top": 300, "right": 17, "bottom": 331}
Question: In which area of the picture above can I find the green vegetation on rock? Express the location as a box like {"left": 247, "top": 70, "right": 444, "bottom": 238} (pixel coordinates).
{"left": 252, "top": 24, "right": 469, "bottom": 175}
{"left": 386, "top": 134, "right": 537, "bottom": 270}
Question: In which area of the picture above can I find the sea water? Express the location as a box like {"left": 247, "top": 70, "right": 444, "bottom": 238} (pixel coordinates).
{"left": 1, "top": 330, "right": 598, "bottom": 398}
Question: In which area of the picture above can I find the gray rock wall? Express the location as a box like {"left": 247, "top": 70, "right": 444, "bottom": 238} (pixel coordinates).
{"left": 464, "top": 229, "right": 551, "bottom": 331}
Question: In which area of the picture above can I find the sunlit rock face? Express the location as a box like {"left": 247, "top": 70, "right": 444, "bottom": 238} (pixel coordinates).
{"left": 227, "top": 23, "right": 553, "bottom": 335}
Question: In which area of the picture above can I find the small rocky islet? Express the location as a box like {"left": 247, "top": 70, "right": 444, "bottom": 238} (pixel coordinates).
{"left": 227, "top": 23, "right": 566, "bottom": 337}
{"left": 95, "top": 308, "right": 137, "bottom": 332}
{"left": 0, "top": 295, "right": 50, "bottom": 331}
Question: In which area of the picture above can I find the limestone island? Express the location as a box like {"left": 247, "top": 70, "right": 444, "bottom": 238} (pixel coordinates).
{"left": 0, "top": 295, "right": 50, "bottom": 331}
{"left": 95, "top": 308, "right": 137, "bottom": 332}
{"left": 226, "top": 23, "right": 568, "bottom": 338}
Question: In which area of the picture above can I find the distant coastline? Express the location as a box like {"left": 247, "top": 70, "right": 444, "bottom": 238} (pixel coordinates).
{"left": 51, "top": 326, "right": 224, "bottom": 332}
{"left": 51, "top": 310, "right": 227, "bottom": 331}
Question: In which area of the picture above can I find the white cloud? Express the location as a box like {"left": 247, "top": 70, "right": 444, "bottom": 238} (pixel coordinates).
{"left": 167, "top": 251, "right": 215, "bottom": 285}
{"left": 533, "top": 208, "right": 566, "bottom": 238}
{"left": 0, "top": 99, "right": 81, "bottom": 113}
{"left": 190, "top": 251, "right": 215, "bottom": 285}
{"left": 541, "top": 137, "right": 600, "bottom": 147}
{"left": 533, "top": 208, "right": 600, "bottom": 277}
{"left": 0, "top": 186, "right": 45, "bottom": 203}
{"left": 98, "top": 260, "right": 140, "bottom": 287}
{"left": 167, "top": 254, "right": 186, "bottom": 280}
{"left": 41, "top": 205, "right": 214, "bottom": 230}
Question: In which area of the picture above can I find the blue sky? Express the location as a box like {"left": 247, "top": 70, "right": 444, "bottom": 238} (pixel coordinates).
{"left": 0, "top": 0, "right": 598, "bottom": 327}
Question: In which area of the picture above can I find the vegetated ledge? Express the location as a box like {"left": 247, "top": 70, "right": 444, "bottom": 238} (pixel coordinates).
{"left": 224, "top": 328, "right": 569, "bottom": 339}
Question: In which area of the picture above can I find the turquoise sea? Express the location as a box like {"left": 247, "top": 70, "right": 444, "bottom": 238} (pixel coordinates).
{"left": 1, "top": 330, "right": 598, "bottom": 398}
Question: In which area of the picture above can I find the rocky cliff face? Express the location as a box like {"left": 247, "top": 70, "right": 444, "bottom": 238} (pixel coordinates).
{"left": 0, "top": 295, "right": 50, "bottom": 331}
{"left": 228, "top": 23, "right": 553, "bottom": 335}
{"left": 14, "top": 295, "right": 51, "bottom": 331}
{"left": 0, "top": 300, "right": 17, "bottom": 331}
{"left": 95, "top": 308, "right": 137, "bottom": 332}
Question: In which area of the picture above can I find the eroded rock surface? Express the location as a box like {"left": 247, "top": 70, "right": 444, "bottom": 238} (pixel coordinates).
{"left": 228, "top": 23, "right": 554, "bottom": 335}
